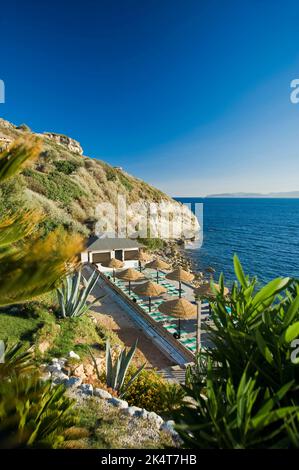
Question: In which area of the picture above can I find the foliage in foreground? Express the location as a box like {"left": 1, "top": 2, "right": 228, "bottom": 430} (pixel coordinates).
{"left": 0, "top": 136, "right": 83, "bottom": 306}
{"left": 174, "top": 256, "right": 299, "bottom": 448}
{"left": 0, "top": 342, "right": 80, "bottom": 449}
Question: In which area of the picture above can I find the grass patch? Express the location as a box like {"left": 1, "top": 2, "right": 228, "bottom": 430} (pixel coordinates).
{"left": 74, "top": 398, "right": 174, "bottom": 449}
{"left": 46, "top": 315, "right": 105, "bottom": 360}
{"left": 0, "top": 300, "right": 110, "bottom": 363}
{"left": 117, "top": 173, "right": 133, "bottom": 191}
{"left": 0, "top": 311, "right": 41, "bottom": 345}
{"left": 0, "top": 302, "right": 58, "bottom": 350}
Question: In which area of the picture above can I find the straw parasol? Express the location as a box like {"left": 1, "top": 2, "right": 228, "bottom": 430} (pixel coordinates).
{"left": 137, "top": 251, "right": 152, "bottom": 272}
{"left": 158, "top": 298, "right": 196, "bottom": 338}
{"left": 133, "top": 281, "right": 166, "bottom": 311}
{"left": 116, "top": 268, "right": 144, "bottom": 295}
{"left": 145, "top": 258, "right": 171, "bottom": 283}
{"left": 166, "top": 267, "right": 195, "bottom": 298}
{"left": 194, "top": 282, "right": 229, "bottom": 299}
{"left": 194, "top": 282, "right": 230, "bottom": 325}
{"left": 104, "top": 258, "right": 124, "bottom": 281}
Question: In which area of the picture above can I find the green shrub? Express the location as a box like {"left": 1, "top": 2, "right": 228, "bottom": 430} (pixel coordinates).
{"left": 123, "top": 368, "right": 184, "bottom": 416}
{"left": 53, "top": 160, "right": 81, "bottom": 175}
{"left": 105, "top": 168, "right": 117, "bottom": 181}
{"left": 123, "top": 368, "right": 164, "bottom": 412}
{"left": 174, "top": 256, "right": 299, "bottom": 448}
{"left": 23, "top": 169, "right": 85, "bottom": 205}
{"left": 176, "top": 362, "right": 299, "bottom": 449}
{"left": 118, "top": 173, "right": 133, "bottom": 191}
{"left": 138, "top": 238, "right": 166, "bottom": 251}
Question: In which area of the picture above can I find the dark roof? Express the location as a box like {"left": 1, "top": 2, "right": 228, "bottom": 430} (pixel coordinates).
{"left": 86, "top": 237, "right": 144, "bottom": 252}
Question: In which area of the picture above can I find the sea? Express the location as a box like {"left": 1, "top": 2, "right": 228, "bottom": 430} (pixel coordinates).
{"left": 175, "top": 198, "right": 299, "bottom": 285}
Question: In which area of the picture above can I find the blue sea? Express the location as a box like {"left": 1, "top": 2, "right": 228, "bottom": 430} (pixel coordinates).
{"left": 175, "top": 198, "right": 299, "bottom": 285}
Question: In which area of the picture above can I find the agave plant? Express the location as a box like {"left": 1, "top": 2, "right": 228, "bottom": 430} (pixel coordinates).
{"left": 105, "top": 340, "right": 145, "bottom": 398}
{"left": 57, "top": 270, "right": 102, "bottom": 318}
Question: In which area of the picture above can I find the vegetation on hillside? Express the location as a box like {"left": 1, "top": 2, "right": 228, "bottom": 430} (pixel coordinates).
{"left": 0, "top": 137, "right": 83, "bottom": 305}
{"left": 0, "top": 120, "right": 171, "bottom": 239}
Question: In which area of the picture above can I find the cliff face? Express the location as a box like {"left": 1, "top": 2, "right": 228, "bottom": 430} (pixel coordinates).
{"left": 41, "top": 133, "right": 83, "bottom": 155}
{"left": 0, "top": 118, "right": 199, "bottom": 240}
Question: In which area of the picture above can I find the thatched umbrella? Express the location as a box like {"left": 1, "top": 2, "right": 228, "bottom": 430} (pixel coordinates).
{"left": 133, "top": 281, "right": 166, "bottom": 311}
{"left": 166, "top": 267, "right": 194, "bottom": 298}
{"left": 194, "top": 282, "right": 229, "bottom": 299}
{"left": 104, "top": 258, "right": 124, "bottom": 281}
{"left": 145, "top": 258, "right": 171, "bottom": 283}
{"left": 116, "top": 268, "right": 144, "bottom": 295}
{"left": 137, "top": 251, "right": 152, "bottom": 272}
{"left": 194, "top": 282, "right": 229, "bottom": 346}
{"left": 158, "top": 298, "right": 196, "bottom": 338}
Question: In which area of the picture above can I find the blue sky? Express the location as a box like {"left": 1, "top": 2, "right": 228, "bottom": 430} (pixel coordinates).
{"left": 1, "top": 0, "right": 299, "bottom": 196}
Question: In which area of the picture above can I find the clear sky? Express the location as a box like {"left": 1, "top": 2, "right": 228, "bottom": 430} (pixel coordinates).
{"left": 1, "top": 0, "right": 299, "bottom": 196}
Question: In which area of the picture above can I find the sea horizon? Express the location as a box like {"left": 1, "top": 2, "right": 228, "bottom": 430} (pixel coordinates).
{"left": 175, "top": 197, "right": 299, "bottom": 285}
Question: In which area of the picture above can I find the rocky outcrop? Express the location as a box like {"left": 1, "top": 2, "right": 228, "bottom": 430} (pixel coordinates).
{"left": 0, "top": 118, "right": 199, "bottom": 242}
{"left": 0, "top": 118, "right": 14, "bottom": 129}
{"left": 42, "top": 132, "right": 83, "bottom": 155}
{"left": 44, "top": 357, "right": 182, "bottom": 446}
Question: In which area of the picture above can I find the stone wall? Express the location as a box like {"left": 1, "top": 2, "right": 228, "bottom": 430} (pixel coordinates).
{"left": 43, "top": 355, "right": 181, "bottom": 446}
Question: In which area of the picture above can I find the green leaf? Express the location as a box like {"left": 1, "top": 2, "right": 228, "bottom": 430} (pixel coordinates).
{"left": 283, "top": 294, "right": 299, "bottom": 327}
{"left": 281, "top": 322, "right": 299, "bottom": 344}
{"left": 233, "top": 255, "right": 247, "bottom": 288}
{"left": 255, "top": 330, "right": 274, "bottom": 364}
{"left": 252, "top": 277, "right": 291, "bottom": 307}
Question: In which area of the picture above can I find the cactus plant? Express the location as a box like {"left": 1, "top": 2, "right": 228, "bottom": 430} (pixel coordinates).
{"left": 105, "top": 340, "right": 145, "bottom": 398}
{"left": 57, "top": 270, "right": 102, "bottom": 318}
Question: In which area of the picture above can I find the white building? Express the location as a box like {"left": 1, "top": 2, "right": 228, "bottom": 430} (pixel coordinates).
{"left": 81, "top": 237, "right": 144, "bottom": 271}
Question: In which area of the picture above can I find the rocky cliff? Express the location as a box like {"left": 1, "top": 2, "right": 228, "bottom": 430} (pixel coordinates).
{"left": 0, "top": 118, "right": 199, "bottom": 241}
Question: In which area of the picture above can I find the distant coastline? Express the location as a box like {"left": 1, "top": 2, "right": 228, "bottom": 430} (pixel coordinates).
{"left": 204, "top": 191, "right": 299, "bottom": 198}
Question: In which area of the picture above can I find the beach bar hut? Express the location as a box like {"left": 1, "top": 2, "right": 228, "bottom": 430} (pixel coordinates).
{"left": 81, "top": 237, "right": 144, "bottom": 271}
